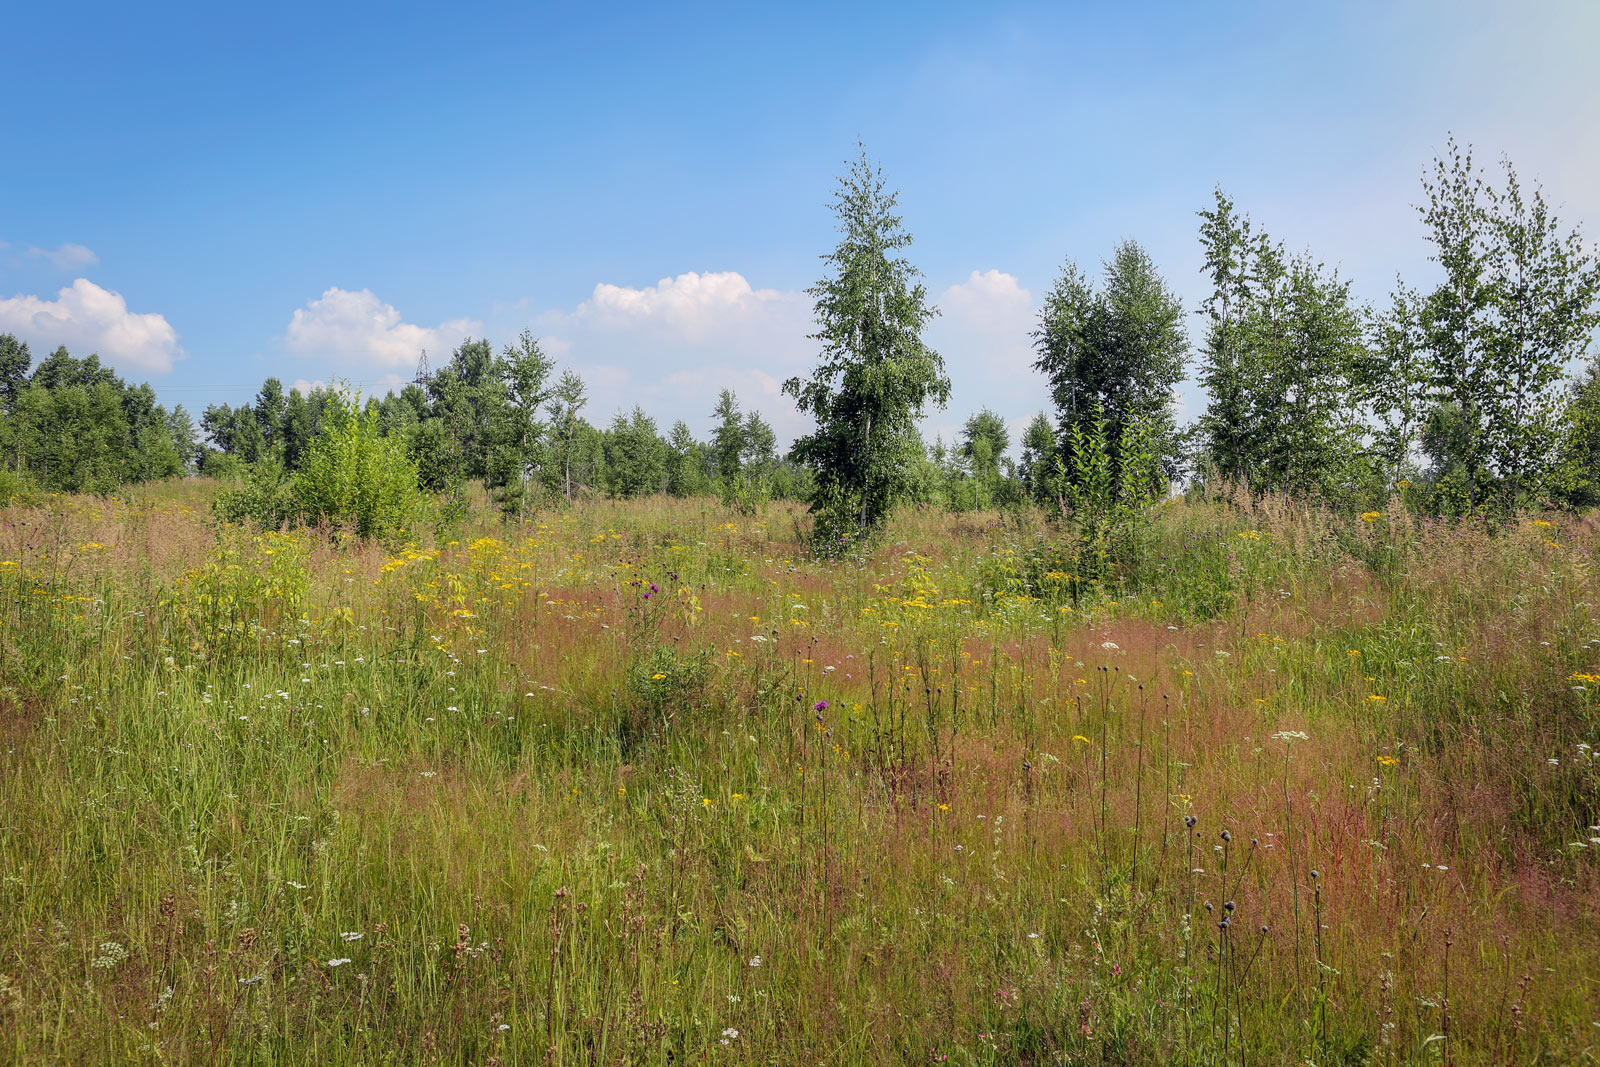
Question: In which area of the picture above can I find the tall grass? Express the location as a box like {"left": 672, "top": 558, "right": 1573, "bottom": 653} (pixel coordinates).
{"left": 0, "top": 487, "right": 1595, "bottom": 1064}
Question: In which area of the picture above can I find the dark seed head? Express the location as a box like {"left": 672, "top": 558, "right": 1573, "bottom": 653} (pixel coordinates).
{"left": 1224, "top": 901, "right": 1235, "bottom": 913}
{"left": 1184, "top": 815, "right": 1197, "bottom": 828}
{"left": 1221, "top": 830, "right": 1232, "bottom": 843}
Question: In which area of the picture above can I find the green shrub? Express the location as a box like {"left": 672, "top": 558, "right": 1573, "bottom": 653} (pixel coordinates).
{"left": 292, "top": 387, "right": 423, "bottom": 541}
{"left": 0, "top": 468, "right": 39, "bottom": 505}
{"left": 211, "top": 459, "right": 295, "bottom": 528}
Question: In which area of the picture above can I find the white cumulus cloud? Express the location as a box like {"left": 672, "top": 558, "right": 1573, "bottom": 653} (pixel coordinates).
{"left": 0, "top": 278, "right": 181, "bottom": 373}
{"left": 574, "top": 271, "right": 807, "bottom": 340}
{"left": 285, "top": 287, "right": 480, "bottom": 371}
{"left": 939, "top": 269, "right": 1032, "bottom": 333}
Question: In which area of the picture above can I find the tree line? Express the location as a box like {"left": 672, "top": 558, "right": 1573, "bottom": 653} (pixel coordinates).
{"left": 3, "top": 137, "right": 1599, "bottom": 538}
{"left": 195, "top": 343, "right": 812, "bottom": 518}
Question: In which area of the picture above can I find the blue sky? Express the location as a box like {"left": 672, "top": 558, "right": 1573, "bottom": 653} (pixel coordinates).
{"left": 4, "top": 0, "right": 1598, "bottom": 450}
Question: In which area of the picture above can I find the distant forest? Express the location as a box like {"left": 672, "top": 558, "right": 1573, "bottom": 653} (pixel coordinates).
{"left": 4, "top": 138, "right": 1600, "bottom": 527}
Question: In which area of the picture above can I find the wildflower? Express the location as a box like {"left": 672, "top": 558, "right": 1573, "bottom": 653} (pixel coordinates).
{"left": 1071, "top": 735, "right": 1091, "bottom": 745}
{"left": 1360, "top": 512, "right": 1382, "bottom": 522}
{"left": 748, "top": 955, "right": 763, "bottom": 967}
{"left": 938, "top": 802, "right": 951, "bottom": 811}
{"left": 650, "top": 673, "right": 667, "bottom": 680}
{"left": 328, "top": 958, "right": 352, "bottom": 967}
{"left": 341, "top": 932, "right": 364, "bottom": 941}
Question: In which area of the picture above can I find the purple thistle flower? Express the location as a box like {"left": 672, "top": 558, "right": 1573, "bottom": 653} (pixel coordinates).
{"left": 813, "top": 700, "right": 828, "bottom": 712}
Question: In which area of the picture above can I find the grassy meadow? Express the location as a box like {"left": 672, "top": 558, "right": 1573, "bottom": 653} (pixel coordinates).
{"left": 0, "top": 485, "right": 1598, "bottom": 1064}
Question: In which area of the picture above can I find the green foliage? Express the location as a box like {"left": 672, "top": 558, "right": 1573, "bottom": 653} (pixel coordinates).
{"left": 710, "top": 388, "right": 745, "bottom": 485}
{"left": 1194, "top": 189, "right": 1367, "bottom": 497}
{"left": 665, "top": 419, "right": 711, "bottom": 497}
{"left": 210, "top": 458, "right": 295, "bottom": 528}
{"left": 0, "top": 338, "right": 185, "bottom": 492}
{"left": 482, "top": 330, "right": 556, "bottom": 518}
{"left": 169, "top": 528, "right": 311, "bottom": 650}
{"left": 1059, "top": 401, "right": 1166, "bottom": 581}
{"left": 544, "top": 369, "right": 594, "bottom": 502}
{"left": 290, "top": 387, "right": 423, "bottom": 540}
{"left": 603, "top": 406, "right": 669, "bottom": 498}
{"left": 1546, "top": 360, "right": 1600, "bottom": 508}
{"left": 784, "top": 146, "right": 950, "bottom": 543}
{"left": 1404, "top": 138, "right": 1600, "bottom": 509}
{"left": 623, "top": 644, "right": 714, "bottom": 751}
{"left": 0, "top": 468, "right": 39, "bottom": 504}
{"left": 1018, "top": 412, "right": 1059, "bottom": 504}
{"left": 1033, "top": 241, "right": 1188, "bottom": 479}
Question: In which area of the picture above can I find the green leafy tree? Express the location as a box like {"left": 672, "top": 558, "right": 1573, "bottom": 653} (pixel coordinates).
{"left": 665, "top": 420, "right": 710, "bottom": 496}
{"left": 1358, "top": 283, "right": 1431, "bottom": 487}
{"left": 742, "top": 411, "right": 776, "bottom": 477}
{"left": 1398, "top": 139, "right": 1600, "bottom": 508}
{"left": 279, "top": 389, "right": 317, "bottom": 469}
{"left": 959, "top": 408, "right": 1010, "bottom": 510}
{"left": 424, "top": 338, "right": 499, "bottom": 484}
{"left": 603, "top": 407, "right": 668, "bottom": 498}
{"left": 1033, "top": 241, "right": 1187, "bottom": 479}
{"left": 783, "top": 146, "right": 950, "bottom": 544}
{"left": 545, "top": 370, "right": 590, "bottom": 502}
{"left": 166, "top": 405, "right": 200, "bottom": 474}
{"left": 484, "top": 330, "right": 556, "bottom": 517}
{"left": 1018, "top": 412, "right": 1058, "bottom": 504}
{"left": 253, "top": 378, "right": 289, "bottom": 456}
{"left": 407, "top": 419, "right": 455, "bottom": 493}
{"left": 1548, "top": 361, "right": 1600, "bottom": 507}
{"left": 710, "top": 389, "right": 745, "bottom": 485}
{"left": 292, "top": 386, "right": 421, "bottom": 540}
{"left": 1480, "top": 152, "right": 1600, "bottom": 499}
{"left": 723, "top": 408, "right": 779, "bottom": 513}
{"left": 1061, "top": 400, "right": 1166, "bottom": 579}
{"left": 0, "top": 334, "right": 31, "bottom": 413}
{"left": 1193, "top": 189, "right": 1367, "bottom": 496}
{"left": 1, "top": 341, "right": 183, "bottom": 491}
{"left": 202, "top": 402, "right": 268, "bottom": 463}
